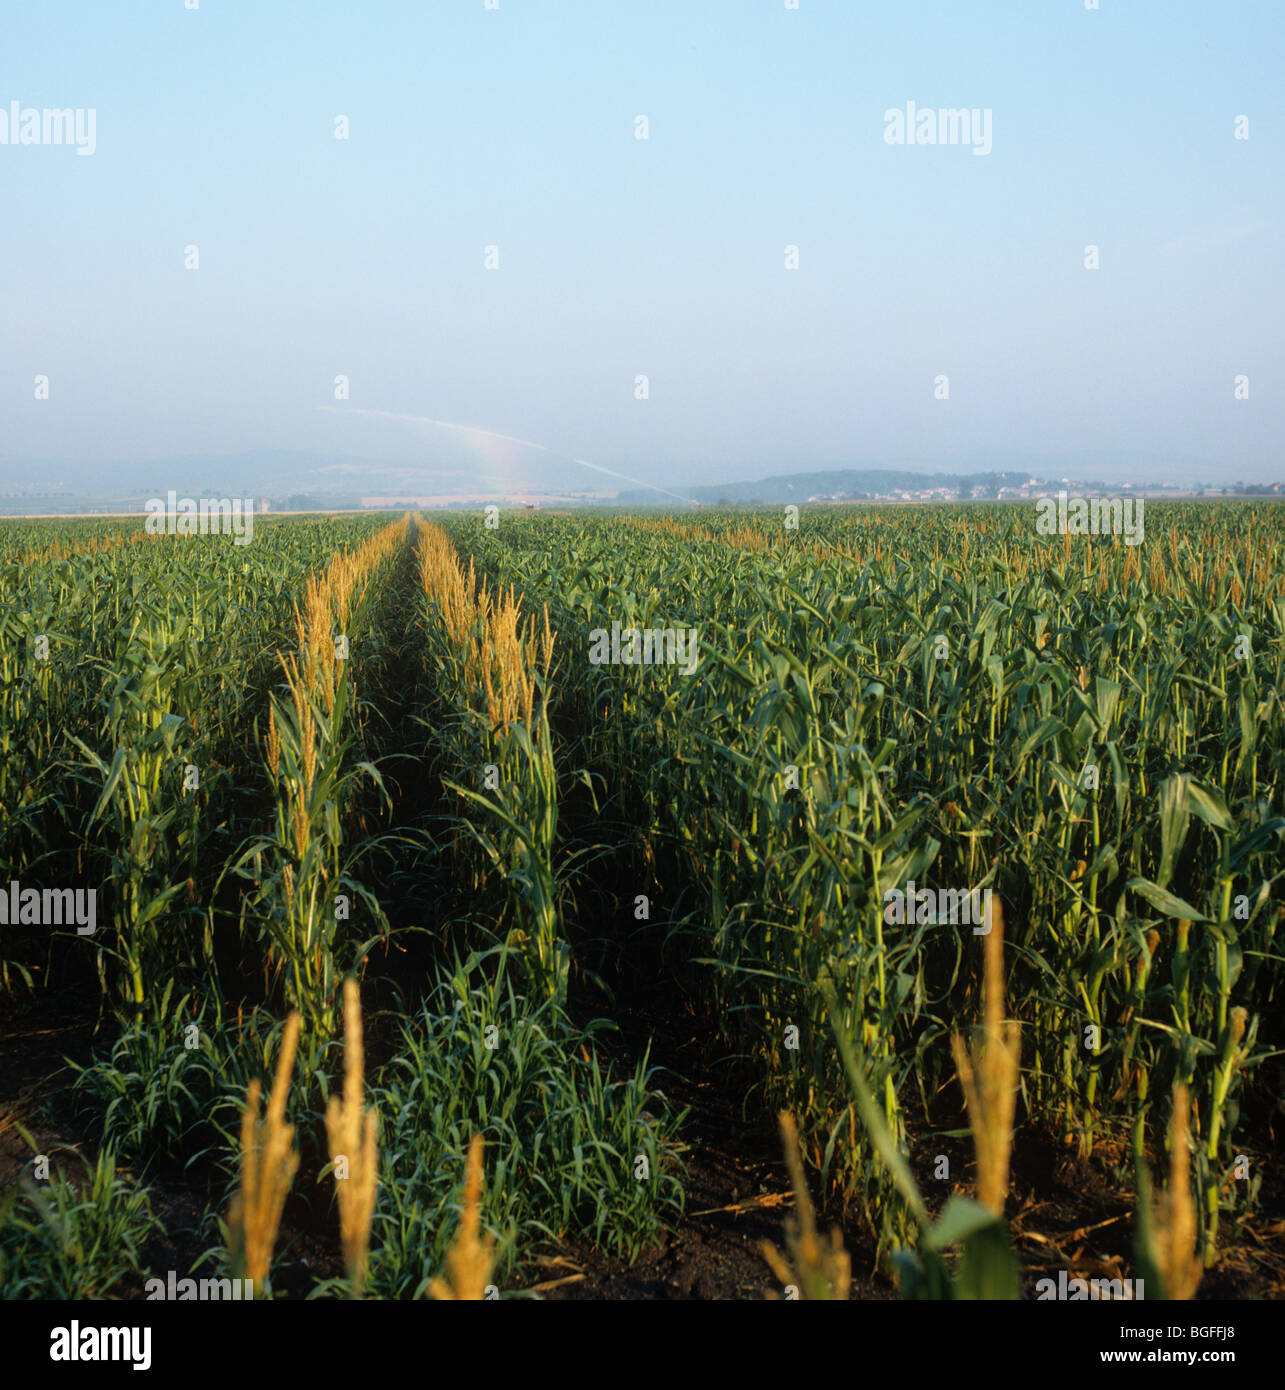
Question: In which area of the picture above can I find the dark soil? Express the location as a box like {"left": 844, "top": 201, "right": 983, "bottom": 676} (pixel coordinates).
{"left": 0, "top": 987, "right": 346, "bottom": 1299}
{"left": 2, "top": 979, "right": 1283, "bottom": 1299}
{"left": 534, "top": 991, "right": 1285, "bottom": 1300}
{"left": 533, "top": 996, "right": 892, "bottom": 1300}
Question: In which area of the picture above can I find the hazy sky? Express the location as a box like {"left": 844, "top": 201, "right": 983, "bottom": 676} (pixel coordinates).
{"left": 1, "top": 0, "right": 1281, "bottom": 491}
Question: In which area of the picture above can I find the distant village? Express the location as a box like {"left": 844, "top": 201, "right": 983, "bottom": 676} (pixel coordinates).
{"left": 797, "top": 478, "right": 1285, "bottom": 504}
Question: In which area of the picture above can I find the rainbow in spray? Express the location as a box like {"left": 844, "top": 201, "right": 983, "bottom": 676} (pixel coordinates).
{"left": 320, "top": 407, "right": 691, "bottom": 503}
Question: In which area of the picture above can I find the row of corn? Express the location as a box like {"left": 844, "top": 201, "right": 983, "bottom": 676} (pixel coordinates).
{"left": 415, "top": 518, "right": 566, "bottom": 1003}
{"left": 0, "top": 514, "right": 399, "bottom": 1018}
{"left": 227, "top": 977, "right": 493, "bottom": 1298}
{"left": 236, "top": 515, "right": 410, "bottom": 1064}
{"left": 445, "top": 501, "right": 1281, "bottom": 1272}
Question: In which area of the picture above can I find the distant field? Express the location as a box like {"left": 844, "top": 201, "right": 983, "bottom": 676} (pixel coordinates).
{"left": 1, "top": 502, "right": 1281, "bottom": 1300}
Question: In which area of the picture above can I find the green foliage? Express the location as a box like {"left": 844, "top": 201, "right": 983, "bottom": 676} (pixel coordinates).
{"left": 452, "top": 503, "right": 1282, "bottom": 1253}
{"left": 0, "top": 1149, "right": 159, "bottom": 1299}
{"left": 68, "top": 995, "right": 300, "bottom": 1174}
{"left": 363, "top": 949, "right": 685, "bottom": 1298}
{"left": 823, "top": 977, "right": 1019, "bottom": 1299}
{"left": 2, "top": 503, "right": 1279, "bottom": 1296}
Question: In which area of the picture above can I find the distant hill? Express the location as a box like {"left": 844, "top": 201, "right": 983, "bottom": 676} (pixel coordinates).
{"left": 0, "top": 449, "right": 615, "bottom": 513}
{"left": 0, "top": 446, "right": 1266, "bottom": 515}
{"left": 615, "top": 468, "right": 1039, "bottom": 506}
{"left": 0, "top": 450, "right": 459, "bottom": 499}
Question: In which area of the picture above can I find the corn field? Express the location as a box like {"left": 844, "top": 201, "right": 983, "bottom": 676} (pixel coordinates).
{"left": 0, "top": 503, "right": 1280, "bottom": 1303}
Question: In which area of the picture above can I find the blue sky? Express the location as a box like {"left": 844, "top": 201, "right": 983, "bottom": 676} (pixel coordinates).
{"left": 0, "top": 0, "right": 1280, "bottom": 492}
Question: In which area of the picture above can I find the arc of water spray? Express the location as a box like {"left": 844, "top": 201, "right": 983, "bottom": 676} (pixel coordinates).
{"left": 319, "top": 405, "right": 693, "bottom": 504}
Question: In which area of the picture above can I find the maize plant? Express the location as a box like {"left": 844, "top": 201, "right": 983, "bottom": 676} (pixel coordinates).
{"left": 442, "top": 502, "right": 1282, "bottom": 1263}
{"left": 230, "top": 517, "right": 408, "bottom": 1062}
{"left": 416, "top": 518, "right": 567, "bottom": 1004}
{"left": 2, "top": 497, "right": 1281, "bottom": 1298}
{"left": 1, "top": 513, "right": 397, "bottom": 1011}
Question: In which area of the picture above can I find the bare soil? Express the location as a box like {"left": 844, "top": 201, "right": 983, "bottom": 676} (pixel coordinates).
{"left": 2, "top": 984, "right": 1281, "bottom": 1300}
